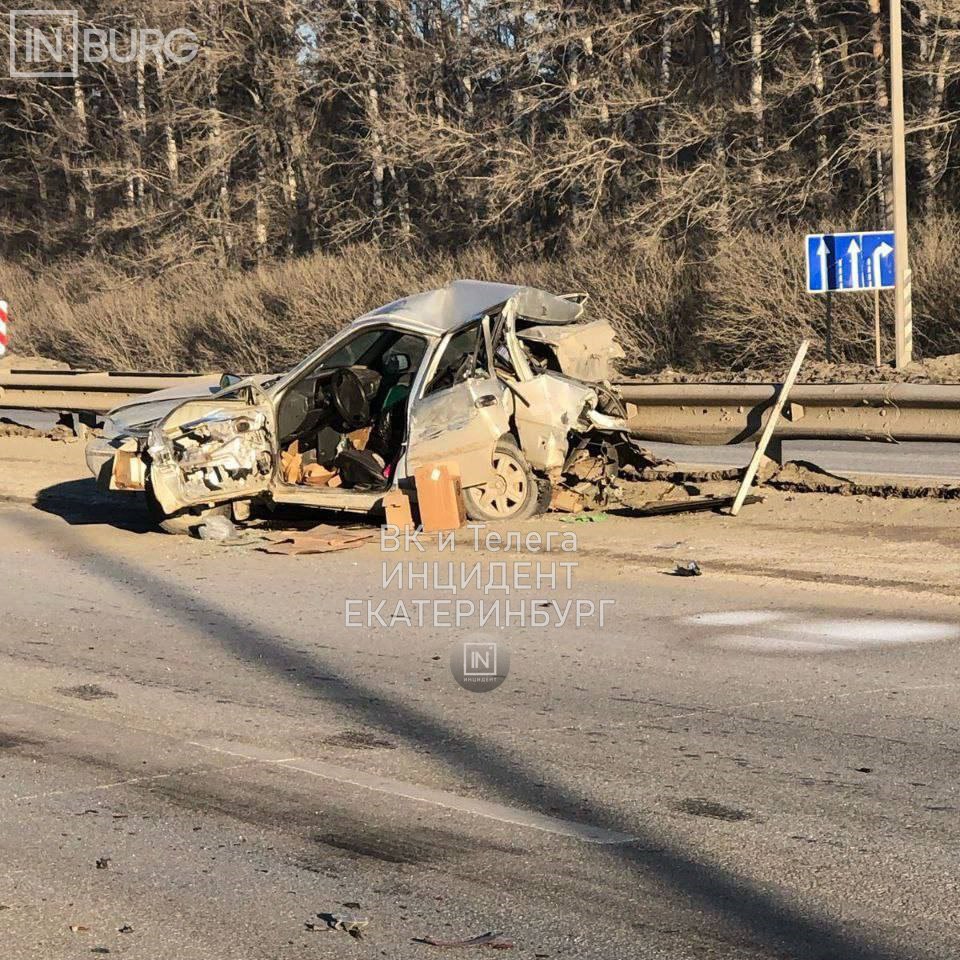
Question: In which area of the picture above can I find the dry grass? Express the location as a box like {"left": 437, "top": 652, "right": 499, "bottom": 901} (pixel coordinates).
{"left": 4, "top": 214, "right": 959, "bottom": 374}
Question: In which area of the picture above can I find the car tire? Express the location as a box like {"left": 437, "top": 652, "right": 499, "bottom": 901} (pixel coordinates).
{"left": 463, "top": 439, "right": 542, "bottom": 523}
{"left": 145, "top": 473, "right": 232, "bottom": 536}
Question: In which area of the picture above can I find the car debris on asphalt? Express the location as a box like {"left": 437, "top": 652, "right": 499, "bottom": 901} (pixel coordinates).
{"left": 619, "top": 494, "right": 763, "bottom": 517}
{"left": 257, "top": 524, "right": 376, "bottom": 555}
{"left": 196, "top": 514, "right": 239, "bottom": 541}
{"left": 311, "top": 912, "right": 370, "bottom": 940}
{"left": 414, "top": 931, "right": 516, "bottom": 949}
{"left": 673, "top": 560, "right": 703, "bottom": 577}
{"left": 558, "top": 511, "right": 609, "bottom": 523}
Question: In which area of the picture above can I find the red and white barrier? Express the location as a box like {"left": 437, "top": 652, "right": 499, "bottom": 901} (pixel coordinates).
{"left": 0, "top": 301, "right": 7, "bottom": 358}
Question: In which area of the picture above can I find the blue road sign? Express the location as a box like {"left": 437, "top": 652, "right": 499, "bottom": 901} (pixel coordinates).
{"left": 806, "top": 231, "right": 895, "bottom": 293}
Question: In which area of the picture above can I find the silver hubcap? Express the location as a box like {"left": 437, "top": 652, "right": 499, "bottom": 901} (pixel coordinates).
{"left": 476, "top": 452, "right": 527, "bottom": 518}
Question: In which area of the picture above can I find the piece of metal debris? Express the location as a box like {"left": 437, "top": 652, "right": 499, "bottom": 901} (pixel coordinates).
{"left": 415, "top": 931, "right": 516, "bottom": 949}
{"left": 117, "top": 925, "right": 133, "bottom": 934}
{"left": 197, "top": 515, "right": 238, "bottom": 541}
{"left": 673, "top": 561, "right": 702, "bottom": 577}
{"left": 315, "top": 912, "right": 369, "bottom": 940}
{"left": 94, "top": 857, "right": 111, "bottom": 870}
{"left": 69, "top": 925, "right": 90, "bottom": 933}
{"left": 619, "top": 495, "right": 762, "bottom": 517}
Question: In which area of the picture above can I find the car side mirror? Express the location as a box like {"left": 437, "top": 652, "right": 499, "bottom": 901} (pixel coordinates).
{"left": 219, "top": 373, "right": 243, "bottom": 390}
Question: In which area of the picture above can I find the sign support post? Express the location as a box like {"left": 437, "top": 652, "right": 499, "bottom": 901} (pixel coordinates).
{"left": 890, "top": 0, "right": 913, "bottom": 368}
{"left": 825, "top": 292, "right": 833, "bottom": 363}
{"left": 873, "top": 289, "right": 882, "bottom": 367}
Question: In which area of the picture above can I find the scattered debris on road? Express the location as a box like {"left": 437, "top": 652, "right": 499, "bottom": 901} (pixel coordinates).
{"left": 197, "top": 515, "right": 239, "bottom": 541}
{"left": 57, "top": 684, "right": 117, "bottom": 702}
{"left": 673, "top": 797, "right": 752, "bottom": 822}
{"left": 322, "top": 730, "right": 397, "bottom": 750}
{"left": 257, "top": 524, "right": 376, "bottom": 556}
{"left": 69, "top": 924, "right": 90, "bottom": 933}
{"left": 95, "top": 857, "right": 111, "bottom": 870}
{"left": 549, "top": 434, "right": 663, "bottom": 514}
{"left": 558, "top": 511, "right": 608, "bottom": 523}
{"left": 0, "top": 417, "right": 75, "bottom": 441}
{"left": 415, "top": 931, "right": 516, "bottom": 949}
{"left": 672, "top": 561, "right": 703, "bottom": 578}
{"left": 313, "top": 912, "right": 369, "bottom": 940}
{"left": 619, "top": 494, "right": 762, "bottom": 517}
{"left": 117, "top": 924, "right": 133, "bottom": 934}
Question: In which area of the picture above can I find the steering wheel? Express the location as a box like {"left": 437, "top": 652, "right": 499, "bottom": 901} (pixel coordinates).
{"left": 332, "top": 366, "right": 382, "bottom": 429}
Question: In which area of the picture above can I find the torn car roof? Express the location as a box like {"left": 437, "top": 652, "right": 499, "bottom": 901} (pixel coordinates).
{"left": 360, "top": 280, "right": 584, "bottom": 335}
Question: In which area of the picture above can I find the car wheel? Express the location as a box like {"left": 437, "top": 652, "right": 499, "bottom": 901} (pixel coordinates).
{"left": 144, "top": 473, "right": 232, "bottom": 536}
{"left": 463, "top": 440, "right": 541, "bottom": 522}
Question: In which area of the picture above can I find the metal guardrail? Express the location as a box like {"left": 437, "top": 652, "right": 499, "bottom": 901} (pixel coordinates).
{"left": 0, "top": 369, "right": 217, "bottom": 415}
{"left": 616, "top": 382, "right": 960, "bottom": 444}
{"left": 3, "top": 368, "right": 960, "bottom": 446}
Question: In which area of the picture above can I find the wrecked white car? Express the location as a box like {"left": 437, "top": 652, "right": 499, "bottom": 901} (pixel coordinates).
{"left": 86, "top": 280, "right": 639, "bottom": 533}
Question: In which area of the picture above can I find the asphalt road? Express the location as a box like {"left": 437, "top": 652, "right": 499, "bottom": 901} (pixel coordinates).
{"left": 647, "top": 439, "right": 960, "bottom": 482}
{"left": 2, "top": 489, "right": 960, "bottom": 960}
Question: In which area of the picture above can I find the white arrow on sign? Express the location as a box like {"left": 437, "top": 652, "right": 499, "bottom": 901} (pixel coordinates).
{"left": 816, "top": 238, "right": 828, "bottom": 290}
{"left": 846, "top": 238, "right": 862, "bottom": 290}
{"left": 871, "top": 241, "right": 894, "bottom": 288}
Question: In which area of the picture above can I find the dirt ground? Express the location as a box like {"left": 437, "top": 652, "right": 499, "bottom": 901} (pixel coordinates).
{"left": 3, "top": 434, "right": 959, "bottom": 603}
{"left": 0, "top": 353, "right": 71, "bottom": 371}
{"left": 622, "top": 352, "right": 960, "bottom": 384}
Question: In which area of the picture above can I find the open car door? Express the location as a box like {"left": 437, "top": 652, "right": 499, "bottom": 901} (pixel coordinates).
{"left": 146, "top": 384, "right": 275, "bottom": 516}
{"left": 406, "top": 319, "right": 510, "bottom": 488}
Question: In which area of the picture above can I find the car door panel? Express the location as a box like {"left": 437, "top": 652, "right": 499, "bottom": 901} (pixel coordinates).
{"left": 406, "top": 376, "right": 510, "bottom": 488}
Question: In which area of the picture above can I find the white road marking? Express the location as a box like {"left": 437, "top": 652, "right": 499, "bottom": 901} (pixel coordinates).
{"left": 193, "top": 738, "right": 636, "bottom": 845}
{"left": 779, "top": 618, "right": 959, "bottom": 645}
{"left": 686, "top": 611, "right": 786, "bottom": 627}
{"left": 8, "top": 762, "right": 254, "bottom": 803}
{"left": 685, "top": 610, "right": 960, "bottom": 653}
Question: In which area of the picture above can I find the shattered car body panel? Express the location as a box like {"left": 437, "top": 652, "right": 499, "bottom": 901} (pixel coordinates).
{"left": 509, "top": 374, "right": 599, "bottom": 471}
{"left": 146, "top": 397, "right": 274, "bottom": 515}
{"left": 497, "top": 293, "right": 625, "bottom": 473}
{"left": 517, "top": 318, "right": 625, "bottom": 384}
{"left": 87, "top": 279, "right": 639, "bottom": 522}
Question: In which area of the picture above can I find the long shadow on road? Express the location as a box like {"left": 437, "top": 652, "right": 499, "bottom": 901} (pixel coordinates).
{"left": 12, "top": 508, "right": 910, "bottom": 960}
